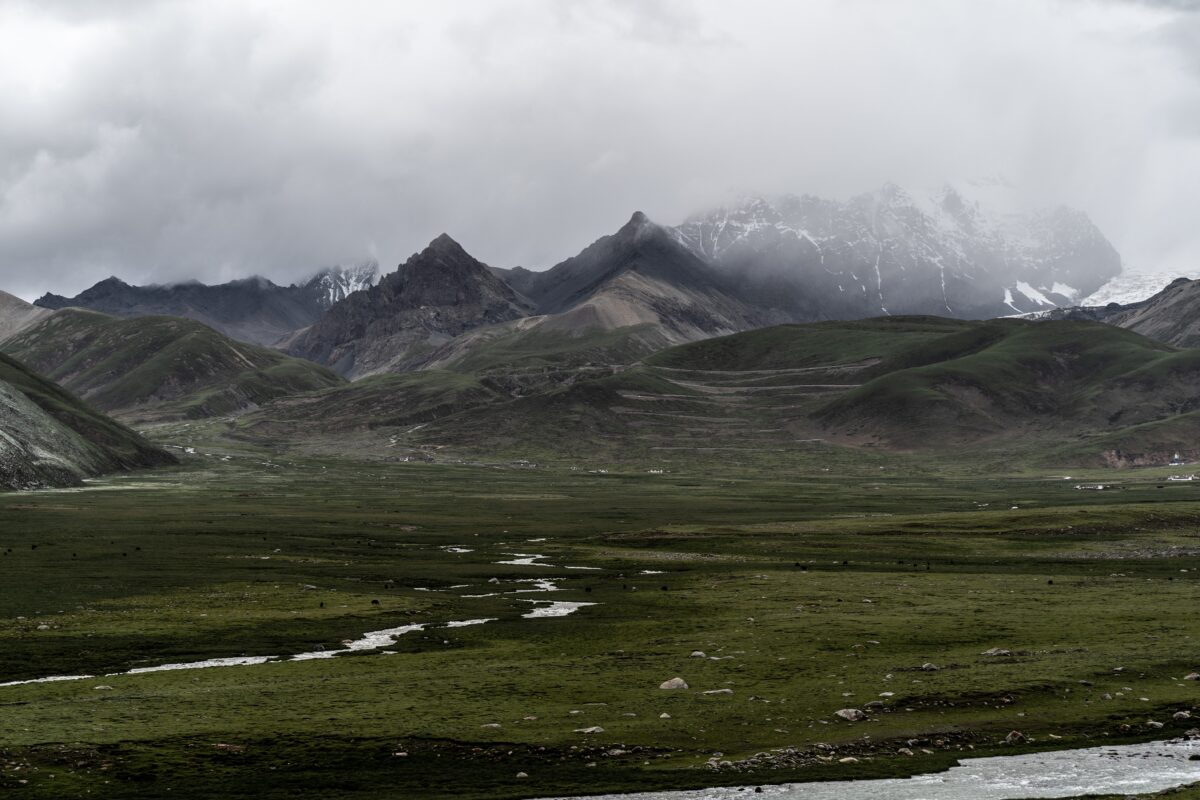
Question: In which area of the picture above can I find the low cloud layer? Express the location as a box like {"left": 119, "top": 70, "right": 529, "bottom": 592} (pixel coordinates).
{"left": 1, "top": 0, "right": 1198, "bottom": 299}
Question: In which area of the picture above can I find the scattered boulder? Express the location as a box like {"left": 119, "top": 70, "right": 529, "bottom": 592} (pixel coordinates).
{"left": 516, "top": 772, "right": 529, "bottom": 779}
{"left": 1004, "top": 730, "right": 1026, "bottom": 745}
{"left": 835, "top": 708, "right": 867, "bottom": 722}
{"left": 92, "top": 685, "right": 113, "bottom": 691}
{"left": 838, "top": 756, "right": 859, "bottom": 764}
{"left": 921, "top": 662, "right": 939, "bottom": 672}
{"left": 575, "top": 726, "right": 605, "bottom": 734}
{"left": 659, "top": 712, "right": 671, "bottom": 719}
{"left": 897, "top": 747, "right": 914, "bottom": 757}
{"left": 690, "top": 650, "right": 707, "bottom": 658}
{"left": 1147, "top": 720, "right": 1164, "bottom": 730}
{"left": 981, "top": 648, "right": 1012, "bottom": 657}
{"left": 660, "top": 677, "right": 688, "bottom": 690}
{"left": 1175, "top": 711, "right": 1193, "bottom": 721}
{"left": 703, "top": 689, "right": 734, "bottom": 695}
{"left": 1185, "top": 672, "right": 1200, "bottom": 681}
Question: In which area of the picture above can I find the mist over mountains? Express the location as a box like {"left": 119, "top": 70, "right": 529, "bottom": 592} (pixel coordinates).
{"left": 26, "top": 185, "right": 1128, "bottom": 378}
{"left": 676, "top": 184, "right": 1121, "bottom": 319}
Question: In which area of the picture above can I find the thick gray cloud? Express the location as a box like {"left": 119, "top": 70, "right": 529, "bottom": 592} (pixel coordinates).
{"left": 1, "top": 0, "right": 1198, "bottom": 299}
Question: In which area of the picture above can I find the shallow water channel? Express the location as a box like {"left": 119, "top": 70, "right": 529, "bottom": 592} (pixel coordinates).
{"left": 539, "top": 739, "right": 1200, "bottom": 800}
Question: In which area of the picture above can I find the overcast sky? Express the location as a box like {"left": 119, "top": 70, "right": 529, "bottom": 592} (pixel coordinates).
{"left": 1, "top": 0, "right": 1199, "bottom": 300}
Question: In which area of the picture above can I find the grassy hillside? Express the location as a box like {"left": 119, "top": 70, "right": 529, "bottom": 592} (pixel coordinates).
{"left": 2, "top": 309, "right": 345, "bottom": 422}
{"left": 0, "top": 352, "right": 175, "bottom": 489}
{"left": 421, "top": 322, "right": 663, "bottom": 376}
{"left": 212, "top": 314, "right": 1200, "bottom": 472}
{"left": 810, "top": 320, "right": 1200, "bottom": 460}
{"left": 645, "top": 316, "right": 972, "bottom": 372}
{"left": 235, "top": 370, "right": 502, "bottom": 445}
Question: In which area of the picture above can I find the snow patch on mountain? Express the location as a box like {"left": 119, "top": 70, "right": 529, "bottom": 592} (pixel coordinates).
{"left": 674, "top": 184, "right": 1121, "bottom": 320}
{"left": 1083, "top": 268, "right": 1200, "bottom": 307}
{"left": 1014, "top": 281, "right": 1053, "bottom": 306}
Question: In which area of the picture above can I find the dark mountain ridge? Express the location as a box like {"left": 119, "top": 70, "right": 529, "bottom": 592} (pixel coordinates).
{"left": 35, "top": 263, "right": 379, "bottom": 347}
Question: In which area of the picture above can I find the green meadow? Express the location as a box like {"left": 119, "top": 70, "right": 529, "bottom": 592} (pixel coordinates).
{"left": 1, "top": 445, "right": 1198, "bottom": 798}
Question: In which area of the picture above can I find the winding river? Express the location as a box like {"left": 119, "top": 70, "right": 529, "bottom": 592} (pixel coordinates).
{"left": 537, "top": 738, "right": 1200, "bottom": 800}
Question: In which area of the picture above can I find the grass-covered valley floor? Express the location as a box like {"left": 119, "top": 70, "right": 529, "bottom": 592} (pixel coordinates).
{"left": 1, "top": 446, "right": 1199, "bottom": 799}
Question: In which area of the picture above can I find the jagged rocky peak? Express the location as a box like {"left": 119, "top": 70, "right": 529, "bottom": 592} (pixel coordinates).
{"left": 428, "top": 232, "right": 461, "bottom": 251}
{"left": 621, "top": 210, "right": 654, "bottom": 234}
{"left": 496, "top": 210, "right": 771, "bottom": 342}
{"left": 674, "top": 183, "right": 1122, "bottom": 319}
{"left": 36, "top": 276, "right": 130, "bottom": 308}
{"left": 381, "top": 233, "right": 530, "bottom": 310}
{"left": 285, "top": 234, "right": 533, "bottom": 377}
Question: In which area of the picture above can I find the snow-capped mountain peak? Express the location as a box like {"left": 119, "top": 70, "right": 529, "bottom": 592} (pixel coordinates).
{"left": 300, "top": 261, "right": 381, "bottom": 308}
{"left": 673, "top": 185, "right": 1121, "bottom": 320}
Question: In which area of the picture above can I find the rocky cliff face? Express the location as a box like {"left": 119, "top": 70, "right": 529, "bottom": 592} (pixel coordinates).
{"left": 286, "top": 235, "right": 534, "bottom": 377}
{"left": 673, "top": 184, "right": 1122, "bottom": 320}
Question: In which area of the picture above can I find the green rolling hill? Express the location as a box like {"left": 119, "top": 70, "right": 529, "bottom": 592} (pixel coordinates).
{"left": 0, "top": 352, "right": 176, "bottom": 489}
{"left": 2, "top": 309, "right": 345, "bottom": 423}
{"left": 226, "top": 316, "right": 1200, "bottom": 468}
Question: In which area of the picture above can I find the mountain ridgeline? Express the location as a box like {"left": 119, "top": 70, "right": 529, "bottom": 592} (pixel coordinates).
{"left": 324, "top": 186, "right": 1115, "bottom": 377}
{"left": 40, "top": 185, "right": 1122, "bottom": 384}
{"left": 35, "top": 263, "right": 379, "bottom": 347}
